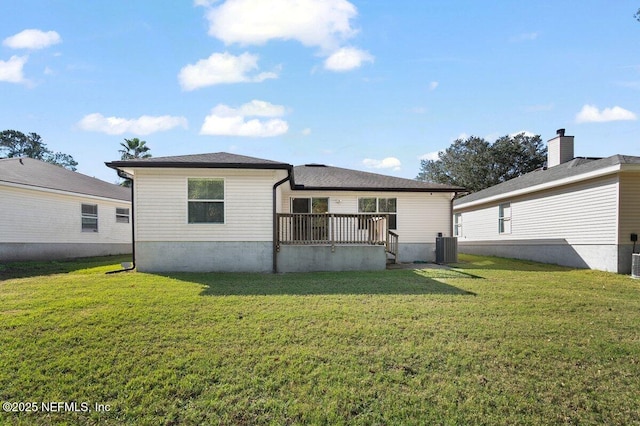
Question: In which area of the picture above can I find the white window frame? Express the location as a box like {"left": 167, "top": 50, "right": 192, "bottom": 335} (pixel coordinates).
{"left": 116, "top": 207, "right": 130, "bottom": 223}
{"left": 453, "top": 213, "right": 462, "bottom": 237}
{"left": 498, "top": 203, "right": 512, "bottom": 234}
{"left": 187, "top": 178, "right": 225, "bottom": 224}
{"left": 357, "top": 197, "right": 397, "bottom": 230}
{"left": 81, "top": 204, "right": 98, "bottom": 232}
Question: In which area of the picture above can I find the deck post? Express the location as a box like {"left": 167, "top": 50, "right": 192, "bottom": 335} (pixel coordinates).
{"left": 330, "top": 213, "right": 335, "bottom": 252}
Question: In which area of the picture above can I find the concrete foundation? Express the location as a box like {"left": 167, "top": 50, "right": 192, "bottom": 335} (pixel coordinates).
{"left": 277, "top": 245, "right": 387, "bottom": 273}
{"left": 459, "top": 240, "right": 621, "bottom": 273}
{"left": 0, "top": 243, "right": 131, "bottom": 263}
{"left": 618, "top": 244, "right": 636, "bottom": 275}
{"left": 397, "top": 243, "right": 436, "bottom": 263}
{"left": 136, "top": 241, "right": 272, "bottom": 273}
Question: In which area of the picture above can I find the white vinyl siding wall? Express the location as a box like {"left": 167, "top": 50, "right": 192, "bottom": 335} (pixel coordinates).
{"left": 455, "top": 176, "right": 619, "bottom": 245}
{"left": 618, "top": 172, "right": 640, "bottom": 244}
{"left": 134, "top": 168, "right": 286, "bottom": 242}
{"left": 279, "top": 189, "right": 452, "bottom": 243}
{"left": 0, "top": 184, "right": 131, "bottom": 244}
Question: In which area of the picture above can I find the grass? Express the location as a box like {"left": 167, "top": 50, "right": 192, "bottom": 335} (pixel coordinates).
{"left": 1, "top": 255, "right": 639, "bottom": 425}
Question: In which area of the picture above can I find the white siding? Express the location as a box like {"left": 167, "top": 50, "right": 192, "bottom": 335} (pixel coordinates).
{"left": 618, "top": 172, "right": 640, "bottom": 244}
{"left": 455, "top": 176, "right": 619, "bottom": 245}
{"left": 279, "top": 188, "right": 453, "bottom": 243}
{"left": 0, "top": 184, "right": 131, "bottom": 244}
{"left": 134, "top": 168, "right": 286, "bottom": 242}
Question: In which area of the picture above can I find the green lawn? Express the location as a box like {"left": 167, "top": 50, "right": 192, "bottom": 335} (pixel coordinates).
{"left": 1, "top": 255, "right": 639, "bottom": 425}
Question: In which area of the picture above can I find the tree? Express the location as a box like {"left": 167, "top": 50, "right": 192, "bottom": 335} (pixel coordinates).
{"left": 118, "top": 138, "right": 152, "bottom": 160}
{"left": 0, "top": 130, "right": 78, "bottom": 171}
{"left": 635, "top": 8, "right": 640, "bottom": 21}
{"left": 44, "top": 152, "right": 79, "bottom": 171}
{"left": 117, "top": 137, "right": 152, "bottom": 187}
{"left": 416, "top": 133, "right": 546, "bottom": 193}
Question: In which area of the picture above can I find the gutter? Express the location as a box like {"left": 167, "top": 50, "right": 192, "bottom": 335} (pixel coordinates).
{"left": 272, "top": 169, "right": 293, "bottom": 273}
{"left": 107, "top": 171, "right": 136, "bottom": 274}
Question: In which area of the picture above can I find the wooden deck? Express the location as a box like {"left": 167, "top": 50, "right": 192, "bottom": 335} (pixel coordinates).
{"left": 276, "top": 213, "right": 398, "bottom": 261}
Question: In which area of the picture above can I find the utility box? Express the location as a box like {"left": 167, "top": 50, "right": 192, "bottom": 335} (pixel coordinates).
{"left": 436, "top": 237, "right": 458, "bottom": 264}
{"left": 632, "top": 253, "right": 640, "bottom": 279}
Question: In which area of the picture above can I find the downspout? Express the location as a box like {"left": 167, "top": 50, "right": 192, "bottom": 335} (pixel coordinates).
{"left": 450, "top": 193, "right": 454, "bottom": 237}
{"left": 272, "top": 169, "right": 292, "bottom": 273}
{"left": 107, "top": 171, "right": 135, "bottom": 274}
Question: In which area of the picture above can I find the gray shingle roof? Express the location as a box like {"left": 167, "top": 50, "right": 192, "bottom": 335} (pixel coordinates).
{"left": 106, "top": 152, "right": 292, "bottom": 170}
{"left": 293, "top": 164, "right": 464, "bottom": 192}
{"left": 1, "top": 157, "right": 131, "bottom": 201}
{"left": 106, "top": 152, "right": 464, "bottom": 192}
{"left": 454, "top": 154, "right": 640, "bottom": 207}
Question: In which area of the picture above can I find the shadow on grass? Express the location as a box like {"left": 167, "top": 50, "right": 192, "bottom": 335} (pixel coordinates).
{"left": 161, "top": 269, "right": 477, "bottom": 297}
{"left": 451, "top": 254, "right": 576, "bottom": 273}
{"left": 0, "top": 255, "right": 131, "bottom": 280}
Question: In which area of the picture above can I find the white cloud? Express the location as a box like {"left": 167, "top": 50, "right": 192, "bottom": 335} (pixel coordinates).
{"left": 200, "top": 100, "right": 289, "bottom": 137}
{"left": 575, "top": 104, "right": 637, "bottom": 123}
{"left": 362, "top": 157, "right": 401, "bottom": 171}
{"left": 301, "top": 128, "right": 312, "bottom": 136}
{"left": 509, "top": 130, "right": 536, "bottom": 138}
{"left": 3, "top": 29, "right": 61, "bottom": 50}
{"left": 235, "top": 99, "right": 286, "bottom": 117}
{"left": 77, "top": 113, "right": 188, "bottom": 135}
{"left": 428, "top": 81, "right": 439, "bottom": 91}
{"left": 323, "top": 47, "right": 373, "bottom": 71}
{"left": 0, "top": 55, "right": 28, "bottom": 84}
{"left": 178, "top": 51, "right": 278, "bottom": 90}
{"left": 419, "top": 151, "right": 440, "bottom": 161}
{"left": 201, "top": 0, "right": 358, "bottom": 51}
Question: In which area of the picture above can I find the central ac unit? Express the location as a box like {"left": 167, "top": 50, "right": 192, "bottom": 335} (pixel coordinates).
{"left": 436, "top": 237, "right": 458, "bottom": 264}
{"left": 632, "top": 253, "right": 640, "bottom": 279}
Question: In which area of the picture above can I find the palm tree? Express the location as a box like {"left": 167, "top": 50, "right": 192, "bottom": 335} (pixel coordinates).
{"left": 119, "top": 138, "right": 152, "bottom": 160}
{"left": 118, "top": 138, "right": 151, "bottom": 187}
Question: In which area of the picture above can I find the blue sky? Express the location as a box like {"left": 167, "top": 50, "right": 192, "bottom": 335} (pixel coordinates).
{"left": 1, "top": 0, "right": 639, "bottom": 183}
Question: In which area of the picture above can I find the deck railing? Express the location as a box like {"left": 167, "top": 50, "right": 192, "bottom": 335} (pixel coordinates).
{"left": 276, "top": 213, "right": 391, "bottom": 248}
{"left": 387, "top": 230, "right": 399, "bottom": 259}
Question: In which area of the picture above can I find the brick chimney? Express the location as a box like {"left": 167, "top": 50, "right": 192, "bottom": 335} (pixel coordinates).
{"left": 547, "top": 128, "right": 574, "bottom": 167}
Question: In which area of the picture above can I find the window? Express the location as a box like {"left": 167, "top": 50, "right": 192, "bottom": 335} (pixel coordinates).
{"left": 378, "top": 198, "right": 397, "bottom": 230}
{"left": 499, "top": 203, "right": 511, "bottom": 234}
{"left": 81, "top": 204, "right": 98, "bottom": 232}
{"left": 291, "top": 198, "right": 329, "bottom": 241}
{"left": 188, "top": 178, "right": 224, "bottom": 224}
{"left": 358, "top": 197, "right": 397, "bottom": 230}
{"left": 453, "top": 213, "right": 462, "bottom": 237}
{"left": 291, "top": 197, "right": 329, "bottom": 214}
{"left": 116, "top": 207, "right": 130, "bottom": 223}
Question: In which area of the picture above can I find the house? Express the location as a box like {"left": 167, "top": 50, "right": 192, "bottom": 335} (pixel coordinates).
{"left": 106, "top": 152, "right": 463, "bottom": 273}
{"left": 452, "top": 129, "right": 640, "bottom": 274}
{"left": 1, "top": 157, "right": 132, "bottom": 262}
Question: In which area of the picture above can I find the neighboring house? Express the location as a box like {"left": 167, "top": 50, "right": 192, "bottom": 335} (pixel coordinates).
{"left": 106, "top": 153, "right": 463, "bottom": 273}
{"left": 453, "top": 130, "right": 640, "bottom": 274}
{"left": 1, "top": 157, "right": 132, "bottom": 262}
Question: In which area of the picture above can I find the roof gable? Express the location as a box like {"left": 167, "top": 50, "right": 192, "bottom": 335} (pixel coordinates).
{"left": 0, "top": 157, "right": 131, "bottom": 201}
